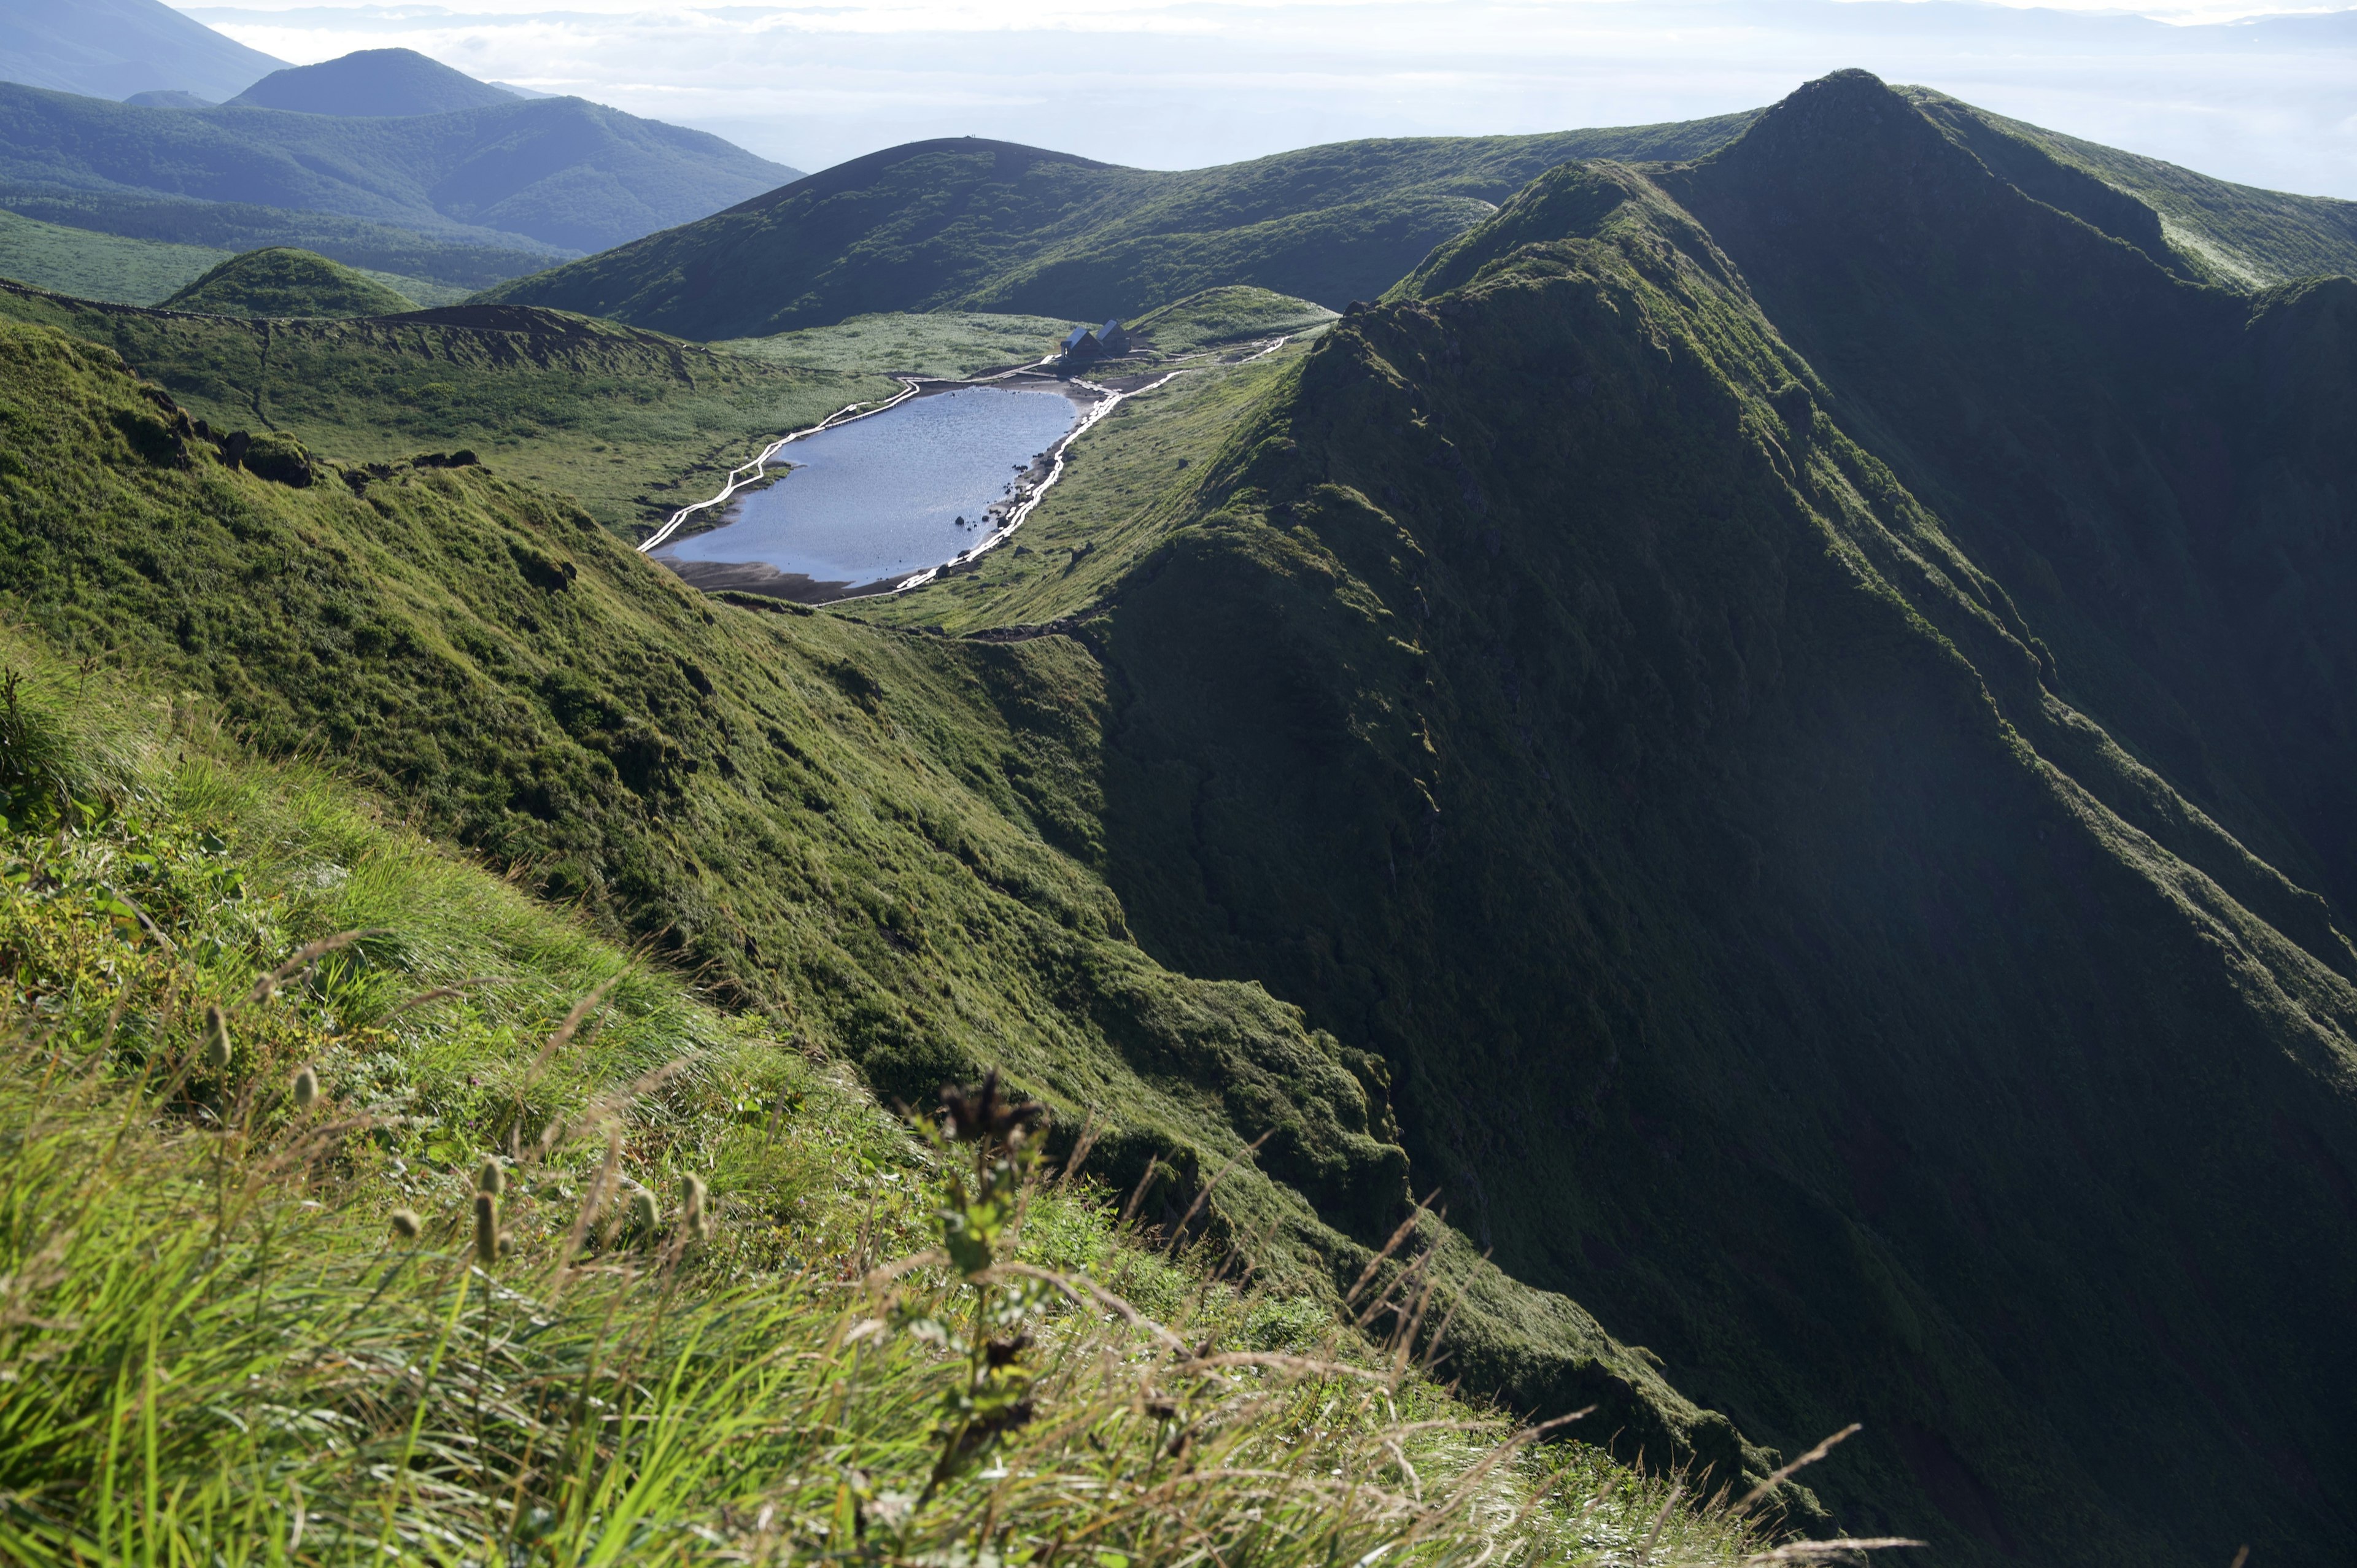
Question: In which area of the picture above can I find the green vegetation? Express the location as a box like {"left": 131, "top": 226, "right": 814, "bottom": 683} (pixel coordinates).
{"left": 0, "top": 317, "right": 1764, "bottom": 1510}
{"left": 1900, "top": 86, "right": 2357, "bottom": 286}
{"left": 0, "top": 285, "right": 883, "bottom": 531}
{"left": 1131, "top": 285, "right": 1340, "bottom": 353}
{"left": 481, "top": 118, "right": 1764, "bottom": 338}
{"left": 0, "top": 206, "right": 228, "bottom": 304}
{"left": 720, "top": 309, "right": 1085, "bottom": 379}
{"left": 161, "top": 246, "right": 419, "bottom": 317}
{"left": 0, "top": 187, "right": 565, "bottom": 292}
{"left": 0, "top": 591, "right": 1782, "bottom": 1564}
{"left": 0, "top": 81, "right": 795, "bottom": 255}
{"left": 7, "top": 58, "right": 2357, "bottom": 1568}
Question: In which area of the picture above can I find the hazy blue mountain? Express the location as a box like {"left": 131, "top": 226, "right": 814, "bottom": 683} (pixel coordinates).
{"left": 122, "top": 90, "right": 212, "bottom": 109}
{"left": 226, "top": 48, "right": 517, "bottom": 118}
{"left": 0, "top": 0, "right": 282, "bottom": 102}
{"left": 0, "top": 82, "right": 800, "bottom": 253}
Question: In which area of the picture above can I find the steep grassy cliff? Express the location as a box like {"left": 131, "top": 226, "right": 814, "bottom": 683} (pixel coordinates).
{"left": 1045, "top": 72, "right": 2357, "bottom": 1565}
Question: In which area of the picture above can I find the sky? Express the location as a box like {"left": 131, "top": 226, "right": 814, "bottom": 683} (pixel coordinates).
{"left": 176, "top": 0, "right": 2357, "bottom": 198}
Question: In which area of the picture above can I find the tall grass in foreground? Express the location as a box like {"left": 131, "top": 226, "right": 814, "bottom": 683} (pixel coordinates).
{"left": 0, "top": 635, "right": 1904, "bottom": 1564}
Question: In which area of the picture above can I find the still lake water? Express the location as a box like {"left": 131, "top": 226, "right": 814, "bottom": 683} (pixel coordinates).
{"left": 664, "top": 385, "right": 1082, "bottom": 593}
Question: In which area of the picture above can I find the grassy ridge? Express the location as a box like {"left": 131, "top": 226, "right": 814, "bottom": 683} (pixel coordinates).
{"left": 1066, "top": 76, "right": 2357, "bottom": 1564}
{"left": 480, "top": 118, "right": 1763, "bottom": 339}
{"left": 1900, "top": 86, "right": 2357, "bottom": 287}
{"left": 0, "top": 614, "right": 1779, "bottom": 1564}
{"left": 0, "top": 284, "right": 882, "bottom": 532}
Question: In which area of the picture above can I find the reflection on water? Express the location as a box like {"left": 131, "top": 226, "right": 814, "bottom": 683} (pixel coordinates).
{"left": 661, "top": 385, "right": 1081, "bottom": 595}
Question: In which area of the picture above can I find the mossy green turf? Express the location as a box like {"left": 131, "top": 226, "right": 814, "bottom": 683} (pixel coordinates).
{"left": 480, "top": 117, "right": 1765, "bottom": 339}
{"left": 162, "top": 246, "right": 420, "bottom": 317}
{"left": 0, "top": 284, "right": 887, "bottom": 533}
{"left": 718, "top": 309, "right": 1085, "bottom": 379}
{"left": 0, "top": 622, "right": 1765, "bottom": 1566}
{"left": 0, "top": 314, "right": 1758, "bottom": 1494}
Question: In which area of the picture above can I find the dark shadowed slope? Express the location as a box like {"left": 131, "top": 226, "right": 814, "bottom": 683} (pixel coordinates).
{"left": 1068, "top": 71, "right": 2357, "bottom": 1567}
{"left": 478, "top": 116, "right": 1760, "bottom": 338}
{"left": 0, "top": 83, "right": 798, "bottom": 253}
{"left": 0, "top": 0, "right": 282, "bottom": 102}
{"left": 226, "top": 48, "right": 517, "bottom": 118}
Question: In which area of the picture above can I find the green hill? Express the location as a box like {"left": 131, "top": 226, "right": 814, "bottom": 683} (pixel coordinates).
{"left": 160, "top": 246, "right": 419, "bottom": 315}
{"left": 477, "top": 118, "right": 1761, "bottom": 338}
{"left": 226, "top": 47, "right": 518, "bottom": 118}
{"left": 0, "top": 81, "right": 799, "bottom": 255}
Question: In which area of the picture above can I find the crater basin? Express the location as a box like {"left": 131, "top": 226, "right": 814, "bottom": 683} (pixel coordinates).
{"left": 654, "top": 384, "right": 1086, "bottom": 603}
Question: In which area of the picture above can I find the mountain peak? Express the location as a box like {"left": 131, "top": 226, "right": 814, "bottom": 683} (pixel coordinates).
{"left": 226, "top": 48, "right": 517, "bottom": 118}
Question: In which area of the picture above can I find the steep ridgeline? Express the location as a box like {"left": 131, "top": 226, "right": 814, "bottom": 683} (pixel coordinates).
{"left": 1078, "top": 71, "right": 2357, "bottom": 1566}
{"left": 0, "top": 82, "right": 797, "bottom": 255}
{"left": 478, "top": 118, "right": 1760, "bottom": 338}
{"left": 0, "top": 316, "right": 1775, "bottom": 1502}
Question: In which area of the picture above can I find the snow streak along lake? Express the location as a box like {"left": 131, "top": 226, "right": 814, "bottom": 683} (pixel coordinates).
{"left": 664, "top": 385, "right": 1082, "bottom": 593}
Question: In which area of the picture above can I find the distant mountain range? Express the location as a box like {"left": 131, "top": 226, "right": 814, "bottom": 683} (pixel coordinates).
{"left": 479, "top": 117, "right": 1761, "bottom": 339}
{"left": 485, "top": 99, "right": 2357, "bottom": 339}
{"left": 0, "top": 0, "right": 283, "bottom": 102}
{"left": 0, "top": 76, "right": 800, "bottom": 257}
{"left": 226, "top": 48, "right": 522, "bottom": 118}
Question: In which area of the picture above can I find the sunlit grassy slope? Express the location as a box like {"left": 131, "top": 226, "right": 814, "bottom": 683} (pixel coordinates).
{"left": 0, "top": 314, "right": 1773, "bottom": 1505}
{"left": 0, "top": 284, "right": 884, "bottom": 532}
{"left": 0, "top": 610, "right": 1801, "bottom": 1564}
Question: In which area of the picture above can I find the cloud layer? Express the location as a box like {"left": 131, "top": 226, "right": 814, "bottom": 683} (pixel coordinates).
{"left": 182, "top": 1, "right": 2357, "bottom": 198}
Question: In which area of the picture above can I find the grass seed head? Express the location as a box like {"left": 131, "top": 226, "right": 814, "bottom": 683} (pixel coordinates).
{"left": 478, "top": 1158, "right": 505, "bottom": 1197}
{"left": 292, "top": 1065, "right": 318, "bottom": 1108}
{"left": 683, "top": 1172, "right": 711, "bottom": 1241}
{"left": 628, "top": 1186, "right": 659, "bottom": 1236}
{"left": 474, "top": 1191, "right": 498, "bottom": 1267}
{"left": 389, "top": 1207, "right": 422, "bottom": 1240}
{"left": 203, "top": 1002, "right": 231, "bottom": 1072}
